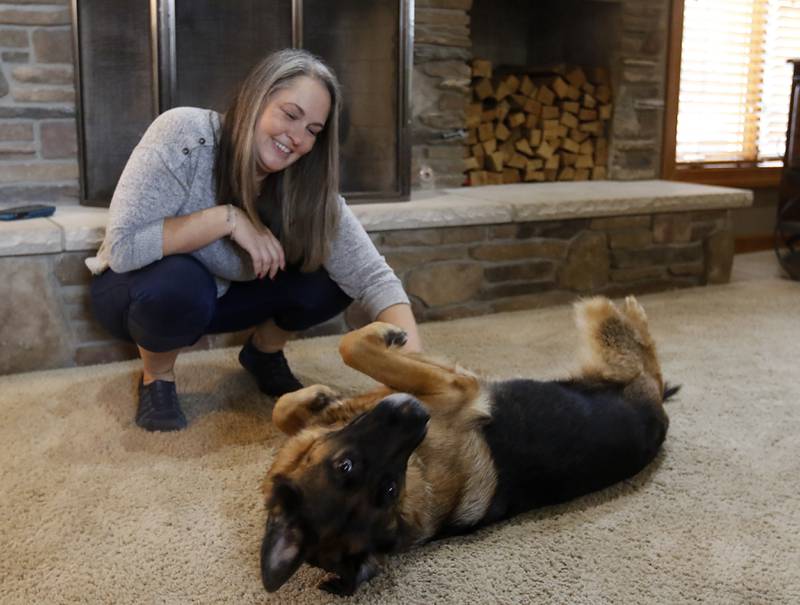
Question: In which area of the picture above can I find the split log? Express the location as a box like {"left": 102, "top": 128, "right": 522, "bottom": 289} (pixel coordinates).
{"left": 565, "top": 67, "right": 587, "bottom": 87}
{"left": 519, "top": 75, "right": 535, "bottom": 96}
{"left": 536, "top": 85, "right": 556, "bottom": 106}
{"left": 469, "top": 170, "right": 488, "bottom": 186}
{"left": 472, "top": 59, "right": 492, "bottom": 79}
{"left": 561, "top": 138, "right": 581, "bottom": 154}
{"left": 560, "top": 112, "right": 578, "bottom": 129}
{"left": 562, "top": 101, "right": 580, "bottom": 114}
{"left": 515, "top": 138, "right": 535, "bottom": 157}
{"left": 536, "top": 140, "right": 556, "bottom": 160}
{"left": 495, "top": 122, "right": 511, "bottom": 141}
{"left": 541, "top": 105, "right": 560, "bottom": 120}
{"left": 488, "top": 151, "right": 505, "bottom": 172}
{"left": 503, "top": 168, "right": 522, "bottom": 183}
{"left": 474, "top": 78, "right": 494, "bottom": 100}
{"left": 464, "top": 156, "right": 481, "bottom": 171}
{"left": 507, "top": 153, "right": 528, "bottom": 170}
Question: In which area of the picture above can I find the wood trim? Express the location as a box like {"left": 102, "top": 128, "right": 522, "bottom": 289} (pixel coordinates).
{"left": 672, "top": 166, "right": 782, "bottom": 188}
{"left": 661, "top": 0, "right": 782, "bottom": 190}
{"left": 661, "top": 0, "right": 684, "bottom": 180}
{"left": 735, "top": 234, "right": 775, "bottom": 253}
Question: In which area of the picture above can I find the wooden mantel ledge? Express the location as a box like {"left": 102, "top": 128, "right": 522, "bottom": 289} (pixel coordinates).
{"left": 0, "top": 180, "right": 752, "bottom": 257}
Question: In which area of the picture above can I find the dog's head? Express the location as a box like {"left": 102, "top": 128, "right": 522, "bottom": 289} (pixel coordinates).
{"left": 260, "top": 393, "right": 430, "bottom": 593}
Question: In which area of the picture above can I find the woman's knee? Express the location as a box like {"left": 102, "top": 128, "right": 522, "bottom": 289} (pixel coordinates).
{"left": 90, "top": 270, "right": 135, "bottom": 342}
{"left": 275, "top": 269, "right": 352, "bottom": 331}
{"left": 127, "top": 256, "right": 218, "bottom": 349}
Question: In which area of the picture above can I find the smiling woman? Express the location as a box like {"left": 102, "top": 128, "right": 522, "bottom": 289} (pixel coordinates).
{"left": 85, "top": 48, "right": 421, "bottom": 433}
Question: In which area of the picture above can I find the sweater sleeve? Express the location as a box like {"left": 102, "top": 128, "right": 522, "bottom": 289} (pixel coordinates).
{"left": 324, "top": 198, "right": 410, "bottom": 319}
{"left": 104, "top": 145, "right": 190, "bottom": 273}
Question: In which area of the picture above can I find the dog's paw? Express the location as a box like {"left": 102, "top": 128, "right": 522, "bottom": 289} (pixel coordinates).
{"left": 379, "top": 325, "right": 408, "bottom": 349}
{"left": 318, "top": 574, "right": 355, "bottom": 596}
{"left": 308, "top": 386, "right": 338, "bottom": 412}
{"left": 273, "top": 385, "right": 341, "bottom": 435}
{"left": 623, "top": 295, "right": 647, "bottom": 322}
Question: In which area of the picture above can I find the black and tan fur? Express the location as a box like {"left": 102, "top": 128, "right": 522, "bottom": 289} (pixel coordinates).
{"left": 260, "top": 296, "right": 675, "bottom": 595}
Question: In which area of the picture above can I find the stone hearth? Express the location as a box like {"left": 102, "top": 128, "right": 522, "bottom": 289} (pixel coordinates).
{"left": 0, "top": 181, "right": 751, "bottom": 374}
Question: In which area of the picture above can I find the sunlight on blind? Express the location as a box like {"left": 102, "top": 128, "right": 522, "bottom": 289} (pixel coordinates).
{"left": 760, "top": 1, "right": 800, "bottom": 159}
{"left": 676, "top": 0, "right": 799, "bottom": 164}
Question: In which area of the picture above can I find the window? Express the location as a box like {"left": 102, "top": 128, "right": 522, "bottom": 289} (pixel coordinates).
{"left": 663, "top": 0, "right": 800, "bottom": 187}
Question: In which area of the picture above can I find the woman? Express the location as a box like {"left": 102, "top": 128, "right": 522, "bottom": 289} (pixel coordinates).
{"left": 87, "top": 49, "right": 421, "bottom": 432}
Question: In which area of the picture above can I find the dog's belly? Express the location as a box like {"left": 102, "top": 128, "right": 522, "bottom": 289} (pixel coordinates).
{"left": 479, "top": 378, "right": 667, "bottom": 523}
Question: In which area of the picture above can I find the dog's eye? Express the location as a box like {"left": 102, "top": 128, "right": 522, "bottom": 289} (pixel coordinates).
{"left": 337, "top": 458, "right": 353, "bottom": 475}
{"left": 384, "top": 480, "right": 397, "bottom": 500}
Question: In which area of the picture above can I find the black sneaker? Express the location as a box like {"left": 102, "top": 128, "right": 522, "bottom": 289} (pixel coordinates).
{"left": 238, "top": 337, "right": 304, "bottom": 397}
{"left": 136, "top": 377, "right": 187, "bottom": 431}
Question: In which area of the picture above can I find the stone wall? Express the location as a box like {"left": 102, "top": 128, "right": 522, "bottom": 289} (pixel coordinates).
{"left": 610, "top": 0, "right": 669, "bottom": 180}
{"left": 412, "top": 0, "right": 472, "bottom": 189}
{"left": 0, "top": 246, "right": 250, "bottom": 373}
{"left": 0, "top": 207, "right": 734, "bottom": 374}
{"left": 373, "top": 209, "right": 732, "bottom": 321}
{"left": 0, "top": 0, "right": 78, "bottom": 205}
{"left": 0, "top": 251, "right": 132, "bottom": 373}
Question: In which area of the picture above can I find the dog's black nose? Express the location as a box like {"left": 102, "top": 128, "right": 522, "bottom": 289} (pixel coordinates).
{"left": 377, "top": 393, "right": 430, "bottom": 426}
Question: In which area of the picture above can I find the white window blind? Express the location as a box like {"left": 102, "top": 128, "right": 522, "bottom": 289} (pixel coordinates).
{"left": 676, "top": 0, "right": 800, "bottom": 164}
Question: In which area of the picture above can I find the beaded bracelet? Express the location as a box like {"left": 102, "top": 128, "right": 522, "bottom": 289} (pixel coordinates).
{"left": 226, "top": 203, "right": 237, "bottom": 238}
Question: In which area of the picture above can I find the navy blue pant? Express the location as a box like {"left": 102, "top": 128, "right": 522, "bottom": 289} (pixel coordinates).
{"left": 90, "top": 255, "right": 352, "bottom": 353}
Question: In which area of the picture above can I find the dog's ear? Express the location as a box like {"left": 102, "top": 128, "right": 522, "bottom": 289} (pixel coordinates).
{"left": 261, "top": 478, "right": 306, "bottom": 592}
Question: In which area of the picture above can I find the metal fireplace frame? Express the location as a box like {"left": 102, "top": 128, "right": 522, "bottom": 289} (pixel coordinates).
{"left": 71, "top": 0, "right": 413, "bottom": 206}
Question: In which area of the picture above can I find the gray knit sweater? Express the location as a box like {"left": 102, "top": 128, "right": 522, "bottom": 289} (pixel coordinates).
{"left": 87, "top": 107, "right": 409, "bottom": 319}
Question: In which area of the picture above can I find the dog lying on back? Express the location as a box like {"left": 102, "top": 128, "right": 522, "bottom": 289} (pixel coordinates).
{"left": 260, "top": 296, "right": 676, "bottom": 595}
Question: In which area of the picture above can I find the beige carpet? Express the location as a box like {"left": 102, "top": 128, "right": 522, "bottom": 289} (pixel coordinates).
{"left": 2, "top": 263, "right": 800, "bottom": 604}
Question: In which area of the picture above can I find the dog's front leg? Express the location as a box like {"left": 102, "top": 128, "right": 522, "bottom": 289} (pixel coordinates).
{"left": 272, "top": 385, "right": 342, "bottom": 435}
{"left": 273, "top": 384, "right": 393, "bottom": 435}
{"left": 339, "top": 322, "right": 480, "bottom": 414}
{"left": 318, "top": 554, "right": 381, "bottom": 596}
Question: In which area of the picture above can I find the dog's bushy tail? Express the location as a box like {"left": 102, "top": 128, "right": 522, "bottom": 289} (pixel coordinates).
{"left": 574, "top": 296, "right": 665, "bottom": 396}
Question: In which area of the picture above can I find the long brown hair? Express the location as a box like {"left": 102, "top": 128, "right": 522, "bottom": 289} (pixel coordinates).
{"left": 216, "top": 48, "right": 342, "bottom": 271}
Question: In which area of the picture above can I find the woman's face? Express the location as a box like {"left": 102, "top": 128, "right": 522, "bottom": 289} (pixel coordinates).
{"left": 254, "top": 75, "right": 331, "bottom": 177}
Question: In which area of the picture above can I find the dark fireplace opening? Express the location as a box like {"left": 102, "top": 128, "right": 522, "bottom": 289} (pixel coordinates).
{"left": 471, "top": 0, "right": 621, "bottom": 74}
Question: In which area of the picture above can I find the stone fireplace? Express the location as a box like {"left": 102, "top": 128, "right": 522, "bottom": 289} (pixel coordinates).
{"left": 0, "top": 0, "right": 750, "bottom": 375}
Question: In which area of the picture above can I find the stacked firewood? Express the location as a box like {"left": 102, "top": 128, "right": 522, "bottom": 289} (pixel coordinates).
{"left": 464, "top": 60, "right": 613, "bottom": 185}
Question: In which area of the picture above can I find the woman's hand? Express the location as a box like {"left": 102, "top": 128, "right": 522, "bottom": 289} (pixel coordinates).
{"left": 229, "top": 206, "right": 286, "bottom": 279}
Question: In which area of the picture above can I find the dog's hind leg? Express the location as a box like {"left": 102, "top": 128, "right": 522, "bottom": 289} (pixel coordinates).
{"left": 620, "top": 296, "right": 664, "bottom": 391}
{"left": 574, "top": 296, "right": 664, "bottom": 401}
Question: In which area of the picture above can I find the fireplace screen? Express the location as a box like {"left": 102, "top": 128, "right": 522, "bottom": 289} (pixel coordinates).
{"left": 73, "top": 0, "right": 411, "bottom": 205}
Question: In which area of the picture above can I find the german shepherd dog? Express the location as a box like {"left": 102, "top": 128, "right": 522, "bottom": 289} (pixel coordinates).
{"left": 260, "top": 296, "right": 676, "bottom": 595}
